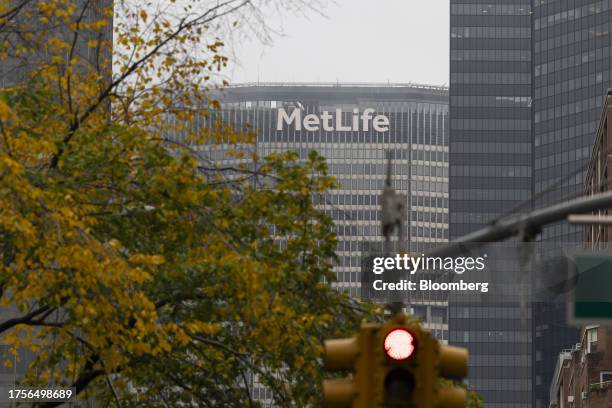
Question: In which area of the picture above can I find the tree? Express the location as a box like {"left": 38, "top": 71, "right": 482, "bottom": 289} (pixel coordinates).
{"left": 0, "top": 0, "right": 374, "bottom": 406}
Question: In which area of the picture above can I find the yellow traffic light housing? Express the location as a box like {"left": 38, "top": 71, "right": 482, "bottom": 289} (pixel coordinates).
{"left": 322, "top": 313, "right": 469, "bottom": 408}
{"left": 436, "top": 344, "right": 469, "bottom": 408}
{"left": 322, "top": 322, "right": 379, "bottom": 408}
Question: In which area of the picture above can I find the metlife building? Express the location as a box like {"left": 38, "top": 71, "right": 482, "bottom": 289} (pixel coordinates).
{"left": 190, "top": 83, "right": 450, "bottom": 406}
{"left": 204, "top": 82, "right": 450, "bottom": 325}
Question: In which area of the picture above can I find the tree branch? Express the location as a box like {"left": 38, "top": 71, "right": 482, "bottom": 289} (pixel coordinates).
{"left": 191, "top": 335, "right": 292, "bottom": 407}
{"left": 0, "top": 305, "right": 53, "bottom": 334}
{"left": 49, "top": 0, "right": 252, "bottom": 169}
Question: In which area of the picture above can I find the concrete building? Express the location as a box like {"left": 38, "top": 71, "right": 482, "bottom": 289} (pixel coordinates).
{"left": 191, "top": 82, "right": 450, "bottom": 406}
{"left": 549, "top": 326, "right": 612, "bottom": 408}
{"left": 210, "top": 82, "right": 450, "bottom": 318}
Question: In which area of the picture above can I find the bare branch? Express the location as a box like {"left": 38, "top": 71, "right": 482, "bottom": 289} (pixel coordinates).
{"left": 0, "top": 305, "right": 54, "bottom": 334}
{"left": 0, "top": 1, "right": 33, "bottom": 31}
{"left": 191, "top": 335, "right": 292, "bottom": 407}
{"left": 50, "top": 0, "right": 253, "bottom": 169}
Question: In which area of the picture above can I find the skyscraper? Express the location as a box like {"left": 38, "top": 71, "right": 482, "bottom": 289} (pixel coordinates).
{"left": 450, "top": 1, "right": 612, "bottom": 407}
{"left": 533, "top": 0, "right": 612, "bottom": 241}
{"left": 532, "top": 1, "right": 612, "bottom": 405}
{"left": 449, "top": 2, "right": 533, "bottom": 239}
{"left": 194, "top": 82, "right": 449, "bottom": 405}
{"left": 450, "top": 3, "right": 534, "bottom": 407}
{"left": 214, "top": 83, "right": 449, "bottom": 301}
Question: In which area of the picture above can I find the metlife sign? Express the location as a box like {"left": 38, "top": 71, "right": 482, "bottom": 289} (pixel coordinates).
{"left": 276, "top": 108, "right": 390, "bottom": 132}
{"left": 213, "top": 104, "right": 446, "bottom": 147}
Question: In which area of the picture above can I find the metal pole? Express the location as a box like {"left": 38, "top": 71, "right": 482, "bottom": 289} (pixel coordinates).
{"left": 428, "top": 190, "right": 612, "bottom": 257}
{"left": 568, "top": 214, "right": 612, "bottom": 225}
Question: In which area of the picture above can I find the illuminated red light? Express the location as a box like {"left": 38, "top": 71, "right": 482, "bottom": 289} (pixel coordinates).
{"left": 384, "top": 329, "right": 415, "bottom": 360}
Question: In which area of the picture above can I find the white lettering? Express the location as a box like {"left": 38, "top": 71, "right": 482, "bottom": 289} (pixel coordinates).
{"left": 321, "top": 111, "right": 334, "bottom": 132}
{"left": 335, "top": 109, "right": 351, "bottom": 131}
{"left": 409, "top": 257, "right": 421, "bottom": 275}
{"left": 373, "top": 115, "right": 390, "bottom": 132}
{"left": 372, "top": 257, "right": 385, "bottom": 274}
{"left": 277, "top": 109, "right": 301, "bottom": 131}
{"left": 276, "top": 108, "right": 390, "bottom": 133}
{"left": 361, "top": 108, "right": 375, "bottom": 131}
{"left": 303, "top": 114, "right": 320, "bottom": 131}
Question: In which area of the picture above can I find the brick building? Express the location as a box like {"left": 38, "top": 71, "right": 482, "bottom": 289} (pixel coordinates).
{"left": 548, "top": 89, "right": 612, "bottom": 408}
{"left": 585, "top": 90, "right": 612, "bottom": 246}
{"left": 549, "top": 326, "right": 612, "bottom": 408}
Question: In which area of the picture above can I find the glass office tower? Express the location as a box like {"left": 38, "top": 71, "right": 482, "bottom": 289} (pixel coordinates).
{"left": 533, "top": 1, "right": 612, "bottom": 240}
{"left": 449, "top": 2, "right": 533, "bottom": 238}
{"left": 450, "top": 1, "right": 612, "bottom": 407}
{"left": 449, "top": 3, "right": 534, "bottom": 407}
{"left": 532, "top": 1, "right": 612, "bottom": 406}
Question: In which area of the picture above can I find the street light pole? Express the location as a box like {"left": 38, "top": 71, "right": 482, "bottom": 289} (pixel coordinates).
{"left": 568, "top": 214, "right": 612, "bottom": 225}
{"left": 428, "top": 190, "right": 612, "bottom": 257}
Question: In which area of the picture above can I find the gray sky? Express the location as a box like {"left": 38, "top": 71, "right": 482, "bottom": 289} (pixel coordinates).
{"left": 228, "top": 1, "right": 449, "bottom": 86}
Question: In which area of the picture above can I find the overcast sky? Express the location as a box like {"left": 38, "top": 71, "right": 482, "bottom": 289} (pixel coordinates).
{"left": 228, "top": 1, "right": 450, "bottom": 86}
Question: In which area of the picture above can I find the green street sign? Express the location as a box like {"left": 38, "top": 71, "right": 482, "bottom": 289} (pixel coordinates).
{"left": 569, "top": 255, "right": 612, "bottom": 324}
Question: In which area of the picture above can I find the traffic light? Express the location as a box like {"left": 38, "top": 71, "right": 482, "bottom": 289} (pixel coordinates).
{"left": 323, "top": 313, "right": 469, "bottom": 408}
{"left": 375, "top": 313, "right": 469, "bottom": 407}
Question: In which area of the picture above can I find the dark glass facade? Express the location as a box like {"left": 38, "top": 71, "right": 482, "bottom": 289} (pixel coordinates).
{"left": 532, "top": 1, "right": 612, "bottom": 406}
{"left": 449, "top": 1, "right": 533, "bottom": 239}
{"left": 450, "top": 1, "right": 612, "bottom": 407}
{"left": 533, "top": 0, "right": 612, "bottom": 241}
{"left": 450, "top": 3, "right": 534, "bottom": 407}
